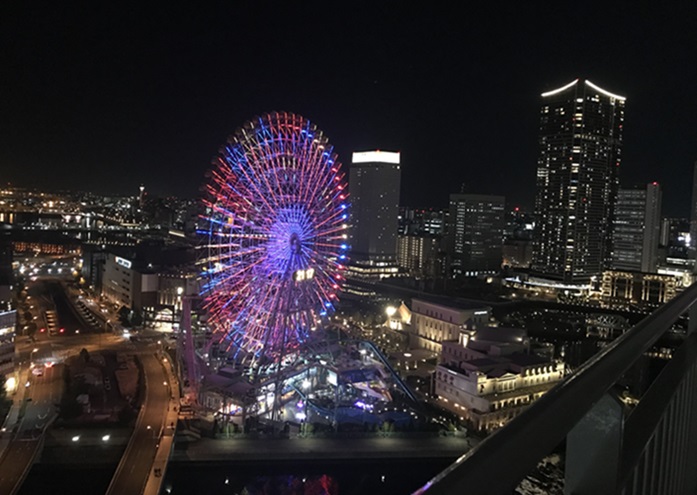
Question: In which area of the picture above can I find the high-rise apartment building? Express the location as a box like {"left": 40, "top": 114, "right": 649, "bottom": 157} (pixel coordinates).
{"left": 448, "top": 194, "right": 505, "bottom": 275}
{"left": 532, "top": 79, "right": 625, "bottom": 283}
{"left": 612, "top": 183, "right": 661, "bottom": 272}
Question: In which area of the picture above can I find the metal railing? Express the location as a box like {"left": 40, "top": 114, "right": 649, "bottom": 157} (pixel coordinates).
{"left": 414, "top": 282, "right": 697, "bottom": 495}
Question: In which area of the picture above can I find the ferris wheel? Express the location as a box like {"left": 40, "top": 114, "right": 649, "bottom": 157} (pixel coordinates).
{"left": 201, "top": 112, "right": 349, "bottom": 370}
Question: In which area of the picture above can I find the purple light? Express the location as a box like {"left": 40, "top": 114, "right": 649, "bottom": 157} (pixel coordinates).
{"left": 201, "top": 112, "right": 348, "bottom": 367}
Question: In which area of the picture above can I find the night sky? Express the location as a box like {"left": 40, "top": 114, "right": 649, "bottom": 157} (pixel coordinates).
{"left": 2, "top": 2, "right": 697, "bottom": 216}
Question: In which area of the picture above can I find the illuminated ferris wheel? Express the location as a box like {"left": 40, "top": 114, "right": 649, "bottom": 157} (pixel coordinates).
{"left": 201, "top": 112, "right": 349, "bottom": 370}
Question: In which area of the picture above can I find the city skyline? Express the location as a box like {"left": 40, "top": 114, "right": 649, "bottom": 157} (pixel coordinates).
{"left": 2, "top": 3, "right": 697, "bottom": 216}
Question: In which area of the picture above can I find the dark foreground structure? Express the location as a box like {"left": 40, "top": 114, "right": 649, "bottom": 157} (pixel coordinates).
{"left": 415, "top": 282, "right": 697, "bottom": 494}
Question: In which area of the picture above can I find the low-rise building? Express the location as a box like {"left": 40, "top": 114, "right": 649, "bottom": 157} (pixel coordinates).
{"left": 601, "top": 270, "right": 677, "bottom": 309}
{"left": 409, "top": 298, "right": 490, "bottom": 354}
{"left": 0, "top": 308, "right": 16, "bottom": 378}
{"left": 434, "top": 326, "right": 564, "bottom": 432}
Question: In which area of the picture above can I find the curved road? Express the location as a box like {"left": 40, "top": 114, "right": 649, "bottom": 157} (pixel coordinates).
{"left": 106, "top": 350, "right": 172, "bottom": 495}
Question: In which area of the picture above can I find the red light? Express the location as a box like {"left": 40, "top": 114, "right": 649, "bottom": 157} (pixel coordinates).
{"left": 40, "top": 328, "right": 45, "bottom": 333}
{"left": 514, "top": 206, "right": 520, "bottom": 212}
{"left": 60, "top": 328, "right": 65, "bottom": 333}
{"left": 652, "top": 181, "right": 658, "bottom": 186}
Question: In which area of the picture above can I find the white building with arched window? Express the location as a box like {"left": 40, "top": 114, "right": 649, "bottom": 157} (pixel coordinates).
{"left": 434, "top": 326, "right": 565, "bottom": 432}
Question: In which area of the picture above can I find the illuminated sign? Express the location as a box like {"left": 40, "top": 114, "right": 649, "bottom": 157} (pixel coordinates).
{"left": 474, "top": 311, "right": 488, "bottom": 315}
{"left": 352, "top": 150, "right": 400, "bottom": 164}
{"left": 293, "top": 268, "right": 315, "bottom": 282}
{"left": 115, "top": 256, "right": 132, "bottom": 269}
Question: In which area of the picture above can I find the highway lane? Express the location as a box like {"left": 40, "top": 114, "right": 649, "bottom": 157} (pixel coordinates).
{"left": 0, "top": 278, "right": 131, "bottom": 494}
{"left": 0, "top": 363, "right": 62, "bottom": 495}
{"left": 106, "top": 351, "right": 171, "bottom": 495}
{"left": 0, "top": 438, "right": 38, "bottom": 495}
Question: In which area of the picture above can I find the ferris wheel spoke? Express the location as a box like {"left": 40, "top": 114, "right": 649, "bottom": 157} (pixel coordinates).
{"left": 202, "top": 112, "right": 347, "bottom": 371}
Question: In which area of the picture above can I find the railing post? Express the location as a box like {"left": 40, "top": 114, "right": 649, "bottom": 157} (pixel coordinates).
{"left": 689, "top": 303, "right": 697, "bottom": 336}
{"left": 565, "top": 392, "right": 624, "bottom": 495}
{"left": 685, "top": 363, "right": 697, "bottom": 492}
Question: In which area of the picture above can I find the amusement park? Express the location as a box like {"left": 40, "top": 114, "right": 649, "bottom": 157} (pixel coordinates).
{"left": 174, "top": 112, "right": 430, "bottom": 436}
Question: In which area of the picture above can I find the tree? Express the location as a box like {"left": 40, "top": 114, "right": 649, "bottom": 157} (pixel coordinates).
{"left": 59, "top": 395, "right": 82, "bottom": 420}
{"left": 118, "top": 405, "right": 137, "bottom": 425}
{"left": 131, "top": 311, "right": 143, "bottom": 327}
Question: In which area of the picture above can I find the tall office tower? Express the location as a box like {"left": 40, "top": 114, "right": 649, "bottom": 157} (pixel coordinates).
{"left": 345, "top": 151, "right": 401, "bottom": 286}
{"left": 612, "top": 183, "right": 662, "bottom": 272}
{"left": 447, "top": 194, "right": 505, "bottom": 276}
{"left": 532, "top": 79, "right": 625, "bottom": 283}
{"left": 348, "top": 151, "right": 401, "bottom": 263}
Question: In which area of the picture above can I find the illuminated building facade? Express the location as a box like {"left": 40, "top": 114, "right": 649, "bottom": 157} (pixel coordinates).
{"left": 612, "top": 183, "right": 661, "bottom": 272}
{"left": 410, "top": 298, "right": 490, "bottom": 354}
{"left": 396, "top": 234, "right": 442, "bottom": 278}
{"left": 532, "top": 79, "right": 625, "bottom": 283}
{"left": 0, "top": 231, "right": 14, "bottom": 378}
{"left": 447, "top": 194, "right": 505, "bottom": 276}
{"left": 434, "top": 328, "right": 565, "bottom": 432}
{"left": 349, "top": 150, "right": 401, "bottom": 262}
{"left": 399, "top": 207, "right": 447, "bottom": 235}
{"left": 0, "top": 309, "right": 16, "bottom": 378}
{"left": 344, "top": 151, "right": 402, "bottom": 296}
{"left": 601, "top": 270, "right": 677, "bottom": 309}
{"left": 102, "top": 253, "right": 158, "bottom": 310}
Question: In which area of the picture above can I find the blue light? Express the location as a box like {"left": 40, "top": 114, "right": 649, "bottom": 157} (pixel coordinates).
{"left": 325, "top": 302, "right": 331, "bottom": 308}
{"left": 341, "top": 244, "right": 348, "bottom": 250}
{"left": 341, "top": 214, "right": 347, "bottom": 220}
{"left": 339, "top": 255, "right": 346, "bottom": 260}
{"left": 320, "top": 311, "right": 327, "bottom": 316}
{"left": 340, "top": 204, "right": 347, "bottom": 209}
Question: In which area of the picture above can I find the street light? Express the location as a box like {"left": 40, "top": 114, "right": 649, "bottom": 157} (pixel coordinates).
{"left": 72, "top": 435, "right": 80, "bottom": 442}
{"left": 102, "top": 434, "right": 110, "bottom": 442}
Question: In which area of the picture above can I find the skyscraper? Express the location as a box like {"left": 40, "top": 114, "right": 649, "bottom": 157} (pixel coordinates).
{"left": 532, "top": 79, "right": 625, "bottom": 283}
{"left": 447, "top": 193, "right": 505, "bottom": 275}
{"left": 612, "top": 183, "right": 662, "bottom": 272}
{"left": 345, "top": 151, "right": 401, "bottom": 288}
{"left": 348, "top": 151, "right": 401, "bottom": 263}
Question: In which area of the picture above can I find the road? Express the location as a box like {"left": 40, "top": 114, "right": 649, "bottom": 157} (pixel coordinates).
{"left": 0, "top": 359, "right": 62, "bottom": 494}
{"left": 106, "top": 350, "right": 172, "bottom": 495}
{"left": 0, "top": 277, "right": 129, "bottom": 494}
